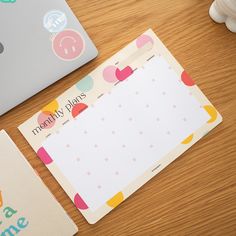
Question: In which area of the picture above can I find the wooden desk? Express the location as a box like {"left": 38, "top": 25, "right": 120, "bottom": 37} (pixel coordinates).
{"left": 1, "top": 0, "right": 236, "bottom": 235}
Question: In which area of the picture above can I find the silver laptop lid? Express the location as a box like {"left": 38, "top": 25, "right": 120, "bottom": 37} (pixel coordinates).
{"left": 0, "top": 0, "right": 98, "bottom": 115}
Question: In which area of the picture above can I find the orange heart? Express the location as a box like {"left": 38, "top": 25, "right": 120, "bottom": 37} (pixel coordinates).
{"left": 0, "top": 191, "right": 3, "bottom": 208}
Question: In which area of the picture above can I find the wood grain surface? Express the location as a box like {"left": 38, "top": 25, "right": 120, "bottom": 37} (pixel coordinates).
{"left": 1, "top": 0, "right": 236, "bottom": 235}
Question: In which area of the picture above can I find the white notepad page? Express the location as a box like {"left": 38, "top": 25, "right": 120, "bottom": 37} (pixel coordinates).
{"left": 43, "top": 56, "right": 210, "bottom": 211}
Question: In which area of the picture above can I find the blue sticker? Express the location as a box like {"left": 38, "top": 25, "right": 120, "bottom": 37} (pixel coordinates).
{"left": 43, "top": 10, "right": 67, "bottom": 33}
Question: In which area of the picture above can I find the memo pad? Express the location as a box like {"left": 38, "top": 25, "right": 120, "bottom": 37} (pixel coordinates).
{"left": 43, "top": 57, "right": 210, "bottom": 211}
{"left": 19, "top": 29, "right": 222, "bottom": 223}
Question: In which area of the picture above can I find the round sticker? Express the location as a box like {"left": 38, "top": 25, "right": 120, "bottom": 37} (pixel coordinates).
{"left": 0, "top": 42, "right": 4, "bottom": 54}
{"left": 52, "top": 29, "right": 85, "bottom": 61}
{"left": 43, "top": 10, "right": 67, "bottom": 33}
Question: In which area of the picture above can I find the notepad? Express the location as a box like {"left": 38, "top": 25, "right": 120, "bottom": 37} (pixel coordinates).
{"left": 43, "top": 56, "right": 210, "bottom": 211}
{"left": 0, "top": 130, "right": 78, "bottom": 235}
{"left": 19, "top": 29, "right": 222, "bottom": 223}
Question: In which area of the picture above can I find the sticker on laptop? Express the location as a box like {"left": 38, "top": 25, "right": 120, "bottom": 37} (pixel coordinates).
{"left": 43, "top": 10, "right": 67, "bottom": 33}
{"left": 52, "top": 29, "right": 85, "bottom": 61}
{"left": 43, "top": 10, "right": 85, "bottom": 61}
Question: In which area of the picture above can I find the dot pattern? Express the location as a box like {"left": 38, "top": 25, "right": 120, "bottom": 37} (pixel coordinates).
{"left": 42, "top": 56, "right": 210, "bottom": 211}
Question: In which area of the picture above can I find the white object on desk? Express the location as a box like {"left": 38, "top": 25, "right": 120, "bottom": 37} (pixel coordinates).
{"left": 209, "top": 0, "right": 236, "bottom": 32}
{"left": 43, "top": 56, "right": 210, "bottom": 212}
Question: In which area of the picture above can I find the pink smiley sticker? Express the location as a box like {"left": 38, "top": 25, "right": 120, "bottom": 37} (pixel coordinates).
{"left": 52, "top": 29, "right": 85, "bottom": 60}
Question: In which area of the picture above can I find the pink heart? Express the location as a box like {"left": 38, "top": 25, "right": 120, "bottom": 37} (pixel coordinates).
{"left": 115, "top": 66, "right": 133, "bottom": 81}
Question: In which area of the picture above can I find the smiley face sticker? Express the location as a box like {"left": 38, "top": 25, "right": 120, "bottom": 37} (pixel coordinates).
{"left": 52, "top": 29, "right": 85, "bottom": 61}
{"left": 44, "top": 10, "right": 85, "bottom": 61}
{"left": 43, "top": 10, "right": 67, "bottom": 33}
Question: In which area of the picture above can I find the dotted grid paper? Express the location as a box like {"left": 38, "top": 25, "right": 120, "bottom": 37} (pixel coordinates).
{"left": 43, "top": 56, "right": 210, "bottom": 211}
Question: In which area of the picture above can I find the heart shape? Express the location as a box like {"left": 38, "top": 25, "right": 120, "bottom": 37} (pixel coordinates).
{"left": 115, "top": 66, "right": 133, "bottom": 81}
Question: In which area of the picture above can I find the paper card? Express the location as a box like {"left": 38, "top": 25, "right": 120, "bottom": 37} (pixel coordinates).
{"left": 42, "top": 56, "right": 210, "bottom": 212}
{"left": 18, "top": 29, "right": 222, "bottom": 223}
{"left": 0, "top": 130, "right": 78, "bottom": 236}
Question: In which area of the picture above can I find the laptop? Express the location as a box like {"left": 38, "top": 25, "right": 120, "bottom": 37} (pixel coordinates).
{"left": 0, "top": 0, "right": 98, "bottom": 115}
